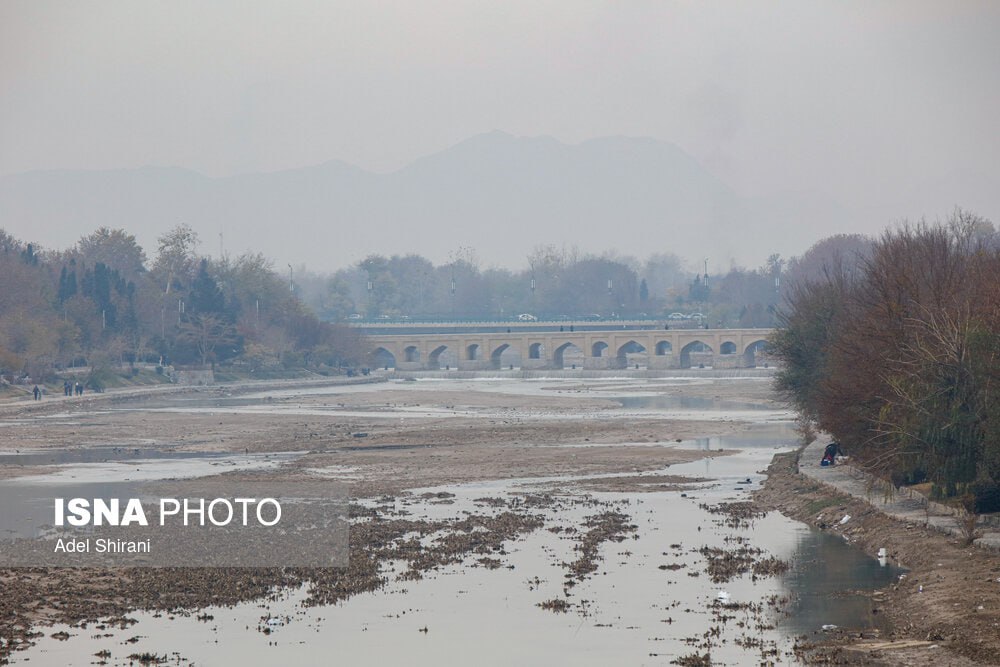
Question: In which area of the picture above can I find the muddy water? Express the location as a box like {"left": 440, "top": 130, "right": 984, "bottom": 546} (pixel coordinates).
{"left": 0, "top": 447, "right": 243, "bottom": 467}
{"left": 616, "top": 394, "right": 772, "bottom": 411}
{"left": 8, "top": 378, "right": 900, "bottom": 666}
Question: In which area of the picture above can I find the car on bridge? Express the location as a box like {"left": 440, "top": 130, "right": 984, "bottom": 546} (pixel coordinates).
{"left": 667, "top": 312, "right": 686, "bottom": 320}
{"left": 517, "top": 313, "right": 538, "bottom": 321}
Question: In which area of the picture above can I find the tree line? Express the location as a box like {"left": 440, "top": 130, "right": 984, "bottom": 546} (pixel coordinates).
{"left": 0, "top": 226, "right": 364, "bottom": 386}
{"left": 1, "top": 221, "right": 857, "bottom": 387}
{"left": 295, "top": 246, "right": 797, "bottom": 328}
{"left": 771, "top": 210, "right": 1000, "bottom": 513}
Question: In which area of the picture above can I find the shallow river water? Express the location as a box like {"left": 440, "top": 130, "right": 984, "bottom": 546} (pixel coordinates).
{"left": 7, "top": 377, "right": 900, "bottom": 666}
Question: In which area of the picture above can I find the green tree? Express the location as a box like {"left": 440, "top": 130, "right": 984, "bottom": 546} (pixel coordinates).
{"left": 189, "top": 259, "right": 227, "bottom": 317}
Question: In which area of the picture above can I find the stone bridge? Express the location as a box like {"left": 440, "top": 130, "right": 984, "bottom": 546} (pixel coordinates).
{"left": 364, "top": 328, "right": 773, "bottom": 371}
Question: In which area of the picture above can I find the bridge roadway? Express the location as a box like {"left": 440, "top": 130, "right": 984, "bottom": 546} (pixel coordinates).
{"left": 362, "top": 327, "right": 773, "bottom": 371}
{"left": 351, "top": 318, "right": 695, "bottom": 334}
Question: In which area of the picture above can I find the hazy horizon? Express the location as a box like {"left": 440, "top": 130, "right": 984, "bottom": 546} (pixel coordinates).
{"left": 3, "top": 1, "right": 999, "bottom": 271}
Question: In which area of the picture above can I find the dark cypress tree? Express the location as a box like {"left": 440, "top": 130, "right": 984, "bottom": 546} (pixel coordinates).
{"left": 58, "top": 267, "right": 69, "bottom": 303}
{"left": 189, "top": 259, "right": 226, "bottom": 317}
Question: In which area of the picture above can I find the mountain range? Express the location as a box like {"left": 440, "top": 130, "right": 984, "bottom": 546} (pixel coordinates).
{"left": 0, "top": 131, "right": 946, "bottom": 270}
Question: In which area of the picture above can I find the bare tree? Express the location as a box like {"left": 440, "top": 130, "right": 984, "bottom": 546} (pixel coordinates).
{"left": 153, "top": 224, "right": 199, "bottom": 295}
{"left": 177, "top": 314, "right": 236, "bottom": 367}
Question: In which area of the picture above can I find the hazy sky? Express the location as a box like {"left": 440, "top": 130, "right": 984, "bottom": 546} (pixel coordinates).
{"left": 3, "top": 1, "right": 1000, "bottom": 251}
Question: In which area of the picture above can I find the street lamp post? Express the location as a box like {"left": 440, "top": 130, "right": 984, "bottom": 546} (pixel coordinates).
{"left": 366, "top": 274, "right": 373, "bottom": 318}
{"left": 450, "top": 267, "right": 456, "bottom": 318}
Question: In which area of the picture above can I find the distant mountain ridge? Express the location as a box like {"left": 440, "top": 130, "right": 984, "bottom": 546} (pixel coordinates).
{"left": 0, "top": 131, "right": 859, "bottom": 269}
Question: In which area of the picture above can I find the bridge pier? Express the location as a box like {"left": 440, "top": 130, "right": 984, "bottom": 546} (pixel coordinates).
{"left": 396, "top": 361, "right": 424, "bottom": 372}
{"left": 457, "top": 359, "right": 491, "bottom": 371}
{"left": 647, "top": 355, "right": 679, "bottom": 370}
{"left": 713, "top": 354, "right": 741, "bottom": 369}
{"left": 583, "top": 357, "right": 615, "bottom": 370}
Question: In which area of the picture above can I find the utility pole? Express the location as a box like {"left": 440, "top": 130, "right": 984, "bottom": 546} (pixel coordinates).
{"left": 287, "top": 264, "right": 294, "bottom": 293}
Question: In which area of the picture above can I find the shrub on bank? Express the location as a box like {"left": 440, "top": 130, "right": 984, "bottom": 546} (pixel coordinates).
{"left": 771, "top": 211, "right": 1000, "bottom": 511}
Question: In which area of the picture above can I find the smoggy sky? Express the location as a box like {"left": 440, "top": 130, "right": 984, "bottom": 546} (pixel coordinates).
{"left": 3, "top": 1, "right": 1000, "bottom": 246}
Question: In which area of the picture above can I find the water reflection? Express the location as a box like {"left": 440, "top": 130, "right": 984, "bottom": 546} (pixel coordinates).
{"left": 0, "top": 447, "right": 230, "bottom": 466}
{"left": 676, "top": 422, "right": 800, "bottom": 451}
{"left": 780, "top": 527, "right": 902, "bottom": 635}
{"left": 616, "top": 395, "right": 773, "bottom": 411}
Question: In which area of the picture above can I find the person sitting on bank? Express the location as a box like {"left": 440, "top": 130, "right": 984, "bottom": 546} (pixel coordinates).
{"left": 820, "top": 441, "right": 844, "bottom": 467}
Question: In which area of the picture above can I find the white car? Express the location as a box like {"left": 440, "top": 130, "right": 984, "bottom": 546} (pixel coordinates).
{"left": 667, "top": 312, "right": 686, "bottom": 320}
{"left": 517, "top": 313, "right": 538, "bottom": 321}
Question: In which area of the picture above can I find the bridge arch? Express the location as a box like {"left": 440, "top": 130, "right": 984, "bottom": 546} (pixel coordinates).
{"left": 654, "top": 340, "right": 673, "bottom": 356}
{"left": 591, "top": 341, "right": 609, "bottom": 357}
{"left": 616, "top": 340, "right": 646, "bottom": 368}
{"left": 679, "top": 340, "right": 713, "bottom": 369}
{"left": 369, "top": 347, "right": 396, "bottom": 370}
{"left": 719, "top": 341, "right": 737, "bottom": 355}
{"left": 466, "top": 344, "right": 481, "bottom": 361}
{"left": 528, "top": 342, "right": 543, "bottom": 360}
{"left": 428, "top": 345, "right": 449, "bottom": 370}
{"left": 404, "top": 345, "right": 420, "bottom": 363}
{"left": 743, "top": 339, "right": 770, "bottom": 368}
{"left": 553, "top": 342, "right": 583, "bottom": 369}
{"left": 490, "top": 343, "right": 511, "bottom": 369}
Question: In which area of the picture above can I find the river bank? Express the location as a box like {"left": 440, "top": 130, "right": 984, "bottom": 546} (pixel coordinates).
{"left": 756, "top": 450, "right": 1000, "bottom": 666}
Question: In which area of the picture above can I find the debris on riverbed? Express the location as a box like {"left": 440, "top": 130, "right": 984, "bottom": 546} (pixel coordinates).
{"left": 562, "top": 510, "right": 638, "bottom": 587}
{"left": 566, "top": 474, "right": 713, "bottom": 493}
{"left": 698, "top": 544, "right": 788, "bottom": 584}
{"left": 537, "top": 598, "right": 571, "bottom": 613}
{"left": 670, "top": 652, "right": 712, "bottom": 666}
{"left": 698, "top": 501, "right": 766, "bottom": 529}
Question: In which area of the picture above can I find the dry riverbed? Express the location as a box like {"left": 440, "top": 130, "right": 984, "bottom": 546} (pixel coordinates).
{"left": 7, "top": 375, "right": 991, "bottom": 665}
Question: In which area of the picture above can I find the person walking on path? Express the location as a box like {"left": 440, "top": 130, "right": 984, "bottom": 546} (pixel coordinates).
{"left": 75, "top": 381, "right": 83, "bottom": 396}
{"left": 32, "top": 385, "right": 40, "bottom": 400}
